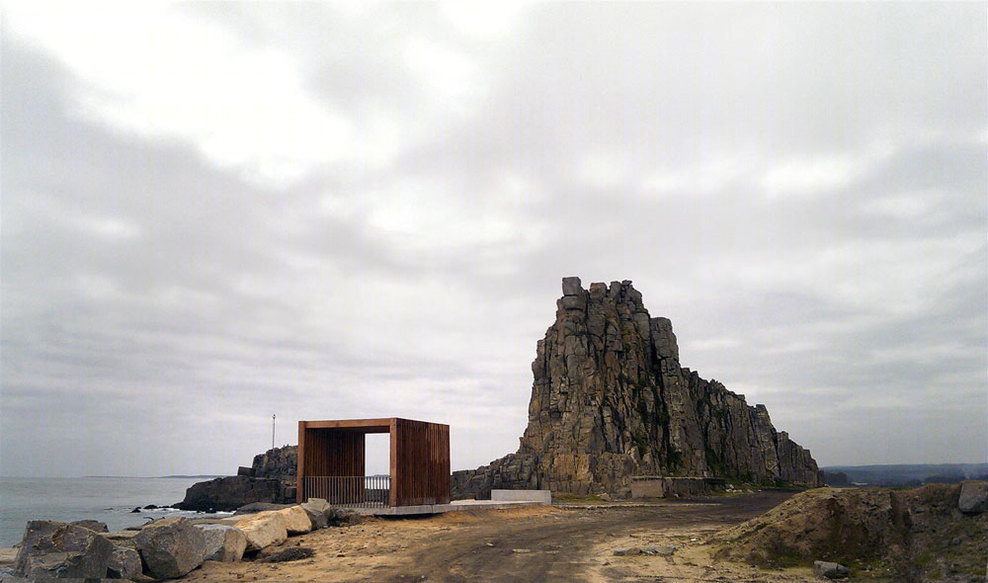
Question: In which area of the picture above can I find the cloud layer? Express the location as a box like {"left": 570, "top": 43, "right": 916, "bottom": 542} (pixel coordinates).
{"left": 2, "top": 2, "right": 985, "bottom": 477}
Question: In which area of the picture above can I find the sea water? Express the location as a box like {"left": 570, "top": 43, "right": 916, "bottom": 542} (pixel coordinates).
{"left": 0, "top": 476, "right": 221, "bottom": 547}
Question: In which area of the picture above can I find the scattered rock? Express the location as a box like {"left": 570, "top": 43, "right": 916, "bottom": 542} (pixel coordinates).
{"left": 195, "top": 524, "right": 248, "bottom": 562}
{"left": 300, "top": 499, "right": 331, "bottom": 529}
{"left": 235, "top": 512, "right": 288, "bottom": 552}
{"left": 275, "top": 505, "right": 312, "bottom": 535}
{"left": 958, "top": 480, "right": 987, "bottom": 514}
{"left": 70, "top": 520, "right": 108, "bottom": 533}
{"left": 613, "top": 547, "right": 642, "bottom": 556}
{"left": 13, "top": 521, "right": 115, "bottom": 580}
{"left": 144, "top": 504, "right": 159, "bottom": 510}
{"left": 134, "top": 516, "right": 206, "bottom": 579}
{"left": 813, "top": 560, "right": 850, "bottom": 579}
{"left": 257, "top": 547, "right": 314, "bottom": 563}
{"left": 644, "top": 545, "right": 676, "bottom": 556}
{"left": 107, "top": 545, "right": 143, "bottom": 580}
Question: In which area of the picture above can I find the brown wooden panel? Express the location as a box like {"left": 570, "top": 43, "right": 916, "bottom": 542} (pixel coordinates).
{"left": 299, "top": 417, "right": 449, "bottom": 507}
{"left": 392, "top": 419, "right": 450, "bottom": 506}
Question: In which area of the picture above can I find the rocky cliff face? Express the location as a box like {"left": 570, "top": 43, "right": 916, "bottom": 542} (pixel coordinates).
{"left": 452, "top": 277, "right": 822, "bottom": 499}
{"left": 252, "top": 445, "right": 297, "bottom": 483}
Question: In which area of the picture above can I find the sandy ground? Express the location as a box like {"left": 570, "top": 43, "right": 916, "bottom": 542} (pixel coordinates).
{"left": 181, "top": 491, "right": 823, "bottom": 583}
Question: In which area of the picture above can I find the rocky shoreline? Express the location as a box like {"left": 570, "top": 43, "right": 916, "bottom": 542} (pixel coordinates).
{"left": 2, "top": 499, "right": 355, "bottom": 581}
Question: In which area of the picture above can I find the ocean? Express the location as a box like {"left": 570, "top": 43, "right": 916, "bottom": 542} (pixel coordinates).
{"left": 0, "top": 476, "right": 225, "bottom": 547}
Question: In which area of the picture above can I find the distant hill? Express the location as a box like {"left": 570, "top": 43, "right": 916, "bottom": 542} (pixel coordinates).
{"left": 157, "top": 474, "right": 225, "bottom": 479}
{"left": 821, "top": 463, "right": 988, "bottom": 487}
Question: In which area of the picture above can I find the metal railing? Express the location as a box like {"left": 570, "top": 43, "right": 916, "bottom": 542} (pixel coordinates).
{"left": 303, "top": 475, "right": 390, "bottom": 507}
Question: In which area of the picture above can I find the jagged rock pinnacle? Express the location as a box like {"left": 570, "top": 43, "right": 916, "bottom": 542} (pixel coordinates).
{"left": 452, "top": 277, "right": 822, "bottom": 498}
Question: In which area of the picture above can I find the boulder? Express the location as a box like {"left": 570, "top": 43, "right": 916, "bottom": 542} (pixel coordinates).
{"left": 237, "top": 466, "right": 254, "bottom": 477}
{"left": 235, "top": 512, "right": 288, "bottom": 552}
{"left": 275, "top": 505, "right": 313, "bottom": 535}
{"left": 300, "top": 499, "right": 331, "bottom": 529}
{"left": 194, "top": 524, "right": 247, "bottom": 562}
{"left": 14, "top": 520, "right": 115, "bottom": 580}
{"left": 176, "top": 475, "right": 283, "bottom": 511}
{"left": 958, "top": 480, "right": 988, "bottom": 514}
{"left": 813, "top": 560, "right": 850, "bottom": 579}
{"left": 107, "top": 545, "right": 143, "bottom": 580}
{"left": 134, "top": 516, "right": 206, "bottom": 579}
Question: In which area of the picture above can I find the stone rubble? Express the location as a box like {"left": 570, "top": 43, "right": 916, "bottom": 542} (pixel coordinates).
{"left": 453, "top": 277, "right": 822, "bottom": 499}
{"left": 9, "top": 500, "right": 346, "bottom": 580}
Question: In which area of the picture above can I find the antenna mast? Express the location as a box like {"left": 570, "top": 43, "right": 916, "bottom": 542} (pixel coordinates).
{"left": 271, "top": 414, "right": 276, "bottom": 450}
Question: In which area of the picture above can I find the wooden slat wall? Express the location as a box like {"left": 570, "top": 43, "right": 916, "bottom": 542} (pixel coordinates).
{"left": 392, "top": 419, "right": 450, "bottom": 506}
{"left": 297, "top": 422, "right": 365, "bottom": 502}
{"left": 299, "top": 418, "right": 449, "bottom": 506}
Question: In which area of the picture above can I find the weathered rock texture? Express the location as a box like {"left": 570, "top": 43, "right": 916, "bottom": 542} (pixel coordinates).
{"left": 14, "top": 521, "right": 115, "bottom": 580}
{"left": 715, "top": 485, "right": 988, "bottom": 580}
{"left": 252, "top": 445, "right": 297, "bottom": 483}
{"left": 134, "top": 516, "right": 206, "bottom": 579}
{"left": 452, "top": 277, "right": 822, "bottom": 499}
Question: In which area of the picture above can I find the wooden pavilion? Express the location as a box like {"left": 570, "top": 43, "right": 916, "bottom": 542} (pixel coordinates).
{"left": 296, "top": 418, "right": 450, "bottom": 507}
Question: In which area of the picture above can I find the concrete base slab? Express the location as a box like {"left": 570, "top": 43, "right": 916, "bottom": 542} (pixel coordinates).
{"left": 351, "top": 499, "right": 548, "bottom": 516}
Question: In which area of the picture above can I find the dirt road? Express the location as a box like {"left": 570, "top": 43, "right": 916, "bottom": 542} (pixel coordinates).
{"left": 186, "top": 491, "right": 810, "bottom": 582}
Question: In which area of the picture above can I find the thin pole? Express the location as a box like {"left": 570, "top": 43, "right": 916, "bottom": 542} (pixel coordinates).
{"left": 271, "top": 414, "right": 276, "bottom": 450}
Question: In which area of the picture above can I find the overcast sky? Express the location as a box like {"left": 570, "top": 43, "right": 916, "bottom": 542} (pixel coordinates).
{"left": 1, "top": 2, "right": 985, "bottom": 478}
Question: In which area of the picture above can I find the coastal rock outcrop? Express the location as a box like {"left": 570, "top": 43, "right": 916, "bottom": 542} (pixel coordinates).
{"left": 252, "top": 445, "right": 297, "bottom": 483}
{"left": 452, "top": 277, "right": 822, "bottom": 499}
{"left": 176, "top": 475, "right": 282, "bottom": 511}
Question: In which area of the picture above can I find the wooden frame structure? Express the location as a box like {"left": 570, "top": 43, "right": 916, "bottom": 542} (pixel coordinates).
{"left": 296, "top": 418, "right": 450, "bottom": 507}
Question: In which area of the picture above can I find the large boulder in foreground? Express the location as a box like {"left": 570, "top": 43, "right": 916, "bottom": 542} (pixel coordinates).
{"left": 235, "top": 512, "right": 288, "bottom": 552}
{"left": 194, "top": 524, "right": 248, "bottom": 562}
{"left": 958, "top": 480, "right": 988, "bottom": 514}
{"left": 135, "top": 516, "right": 206, "bottom": 579}
{"left": 275, "top": 505, "right": 312, "bottom": 535}
{"left": 14, "top": 520, "right": 114, "bottom": 580}
{"left": 176, "top": 475, "right": 282, "bottom": 511}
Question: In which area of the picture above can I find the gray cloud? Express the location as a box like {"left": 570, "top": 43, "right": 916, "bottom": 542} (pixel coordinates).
{"left": 1, "top": 2, "right": 985, "bottom": 476}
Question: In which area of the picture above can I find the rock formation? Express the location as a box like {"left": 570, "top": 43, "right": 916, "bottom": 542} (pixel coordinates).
{"left": 177, "top": 445, "right": 298, "bottom": 511}
{"left": 452, "top": 277, "right": 822, "bottom": 499}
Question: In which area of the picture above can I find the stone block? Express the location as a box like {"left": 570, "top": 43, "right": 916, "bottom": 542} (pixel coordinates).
{"left": 300, "top": 499, "right": 331, "bottom": 529}
{"left": 14, "top": 521, "right": 115, "bottom": 580}
{"left": 275, "top": 505, "right": 313, "bottom": 535}
{"left": 561, "top": 276, "right": 583, "bottom": 296}
{"left": 134, "top": 516, "right": 206, "bottom": 579}
{"left": 107, "top": 545, "right": 142, "bottom": 579}
{"left": 195, "top": 524, "right": 247, "bottom": 562}
{"left": 235, "top": 512, "right": 288, "bottom": 552}
{"left": 958, "top": 480, "right": 988, "bottom": 514}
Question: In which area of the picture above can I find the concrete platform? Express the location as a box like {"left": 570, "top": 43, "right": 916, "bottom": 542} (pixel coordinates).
{"left": 351, "top": 498, "right": 548, "bottom": 516}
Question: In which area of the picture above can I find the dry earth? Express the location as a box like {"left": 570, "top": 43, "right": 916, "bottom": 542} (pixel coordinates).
{"left": 181, "top": 491, "right": 824, "bottom": 582}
